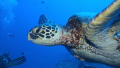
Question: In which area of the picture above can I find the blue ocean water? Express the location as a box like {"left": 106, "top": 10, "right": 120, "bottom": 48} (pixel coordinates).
{"left": 0, "top": 0, "right": 115, "bottom": 68}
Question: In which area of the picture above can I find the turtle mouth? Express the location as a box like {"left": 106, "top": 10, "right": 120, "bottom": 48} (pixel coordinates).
{"left": 28, "top": 33, "right": 40, "bottom": 40}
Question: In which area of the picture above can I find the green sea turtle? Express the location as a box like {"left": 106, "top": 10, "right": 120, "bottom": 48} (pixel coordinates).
{"left": 28, "top": 0, "right": 120, "bottom": 67}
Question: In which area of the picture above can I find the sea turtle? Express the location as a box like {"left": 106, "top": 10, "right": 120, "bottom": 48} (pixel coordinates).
{"left": 28, "top": 0, "right": 120, "bottom": 67}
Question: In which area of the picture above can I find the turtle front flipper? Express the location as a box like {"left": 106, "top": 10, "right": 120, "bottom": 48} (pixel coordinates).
{"left": 85, "top": 0, "right": 120, "bottom": 48}
{"left": 38, "top": 14, "right": 54, "bottom": 25}
{"left": 38, "top": 14, "right": 48, "bottom": 25}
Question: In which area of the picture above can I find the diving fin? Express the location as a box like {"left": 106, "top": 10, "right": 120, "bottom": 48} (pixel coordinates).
{"left": 7, "top": 56, "right": 26, "bottom": 67}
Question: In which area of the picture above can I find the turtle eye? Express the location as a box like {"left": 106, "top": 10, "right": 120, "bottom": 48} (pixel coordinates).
{"left": 36, "top": 27, "right": 42, "bottom": 33}
{"left": 36, "top": 28, "right": 40, "bottom": 33}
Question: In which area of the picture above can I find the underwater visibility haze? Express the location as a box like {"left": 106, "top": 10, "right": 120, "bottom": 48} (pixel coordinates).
{"left": 0, "top": 0, "right": 119, "bottom": 68}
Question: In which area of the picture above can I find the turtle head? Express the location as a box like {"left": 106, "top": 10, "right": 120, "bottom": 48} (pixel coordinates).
{"left": 28, "top": 15, "right": 64, "bottom": 46}
{"left": 28, "top": 14, "right": 81, "bottom": 47}
{"left": 28, "top": 24, "right": 64, "bottom": 46}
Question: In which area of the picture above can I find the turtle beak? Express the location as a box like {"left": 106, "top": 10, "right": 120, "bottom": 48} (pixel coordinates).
{"left": 27, "top": 26, "right": 41, "bottom": 41}
{"left": 27, "top": 33, "right": 33, "bottom": 41}
{"left": 28, "top": 32, "right": 38, "bottom": 41}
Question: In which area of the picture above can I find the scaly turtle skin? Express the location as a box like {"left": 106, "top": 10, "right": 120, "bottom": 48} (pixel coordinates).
{"left": 28, "top": 0, "right": 120, "bottom": 67}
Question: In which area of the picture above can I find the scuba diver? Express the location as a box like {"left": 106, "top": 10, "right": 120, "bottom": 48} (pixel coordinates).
{"left": 0, "top": 53, "right": 26, "bottom": 68}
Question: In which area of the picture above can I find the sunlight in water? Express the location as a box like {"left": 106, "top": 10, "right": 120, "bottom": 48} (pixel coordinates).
{"left": 0, "top": 0, "right": 18, "bottom": 26}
